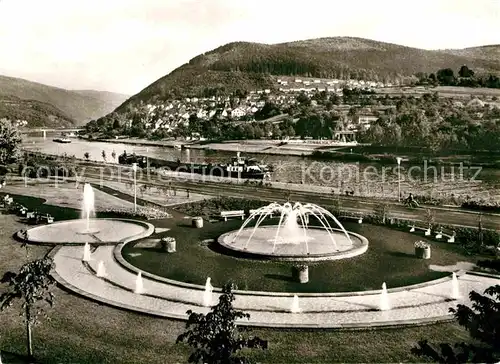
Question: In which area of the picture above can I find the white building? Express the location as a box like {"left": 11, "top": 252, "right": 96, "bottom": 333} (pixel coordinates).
{"left": 231, "top": 107, "right": 246, "bottom": 118}
{"left": 357, "top": 115, "right": 378, "bottom": 129}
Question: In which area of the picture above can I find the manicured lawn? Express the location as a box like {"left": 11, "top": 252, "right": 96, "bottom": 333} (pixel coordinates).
{"left": 0, "top": 191, "right": 475, "bottom": 363}
{"left": 123, "top": 217, "right": 477, "bottom": 293}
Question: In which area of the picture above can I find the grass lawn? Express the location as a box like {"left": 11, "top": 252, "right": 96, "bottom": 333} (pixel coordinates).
{"left": 123, "top": 217, "right": 477, "bottom": 293}
{"left": 0, "top": 191, "right": 475, "bottom": 363}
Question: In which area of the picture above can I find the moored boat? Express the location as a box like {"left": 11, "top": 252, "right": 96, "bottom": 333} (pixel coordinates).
{"left": 118, "top": 151, "right": 271, "bottom": 179}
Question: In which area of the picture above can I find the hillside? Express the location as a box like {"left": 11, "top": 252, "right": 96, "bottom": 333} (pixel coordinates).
{"left": 0, "top": 95, "right": 75, "bottom": 128}
{"left": 440, "top": 44, "right": 500, "bottom": 62}
{"left": 117, "top": 37, "right": 500, "bottom": 109}
{"left": 0, "top": 75, "right": 129, "bottom": 124}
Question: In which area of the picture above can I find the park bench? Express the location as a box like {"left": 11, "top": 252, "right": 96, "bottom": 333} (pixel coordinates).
{"left": 16, "top": 205, "right": 28, "bottom": 216}
{"left": 2, "top": 195, "right": 13, "bottom": 206}
{"left": 37, "top": 214, "right": 54, "bottom": 224}
{"left": 409, "top": 224, "right": 456, "bottom": 243}
{"left": 220, "top": 210, "right": 245, "bottom": 221}
{"left": 26, "top": 211, "right": 36, "bottom": 220}
{"left": 249, "top": 209, "right": 274, "bottom": 218}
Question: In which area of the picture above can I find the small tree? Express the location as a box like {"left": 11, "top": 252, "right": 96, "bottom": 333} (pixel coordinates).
{"left": 0, "top": 257, "right": 56, "bottom": 359}
{"left": 373, "top": 202, "right": 391, "bottom": 224}
{"left": 83, "top": 152, "right": 90, "bottom": 161}
{"left": 111, "top": 150, "right": 117, "bottom": 161}
{"left": 101, "top": 150, "right": 107, "bottom": 162}
{"left": 177, "top": 283, "right": 267, "bottom": 364}
{"left": 0, "top": 118, "right": 22, "bottom": 165}
{"left": 424, "top": 208, "right": 435, "bottom": 229}
{"left": 331, "top": 197, "right": 342, "bottom": 217}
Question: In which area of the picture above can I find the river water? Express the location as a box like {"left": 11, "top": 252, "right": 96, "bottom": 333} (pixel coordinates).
{"left": 22, "top": 132, "right": 500, "bottom": 201}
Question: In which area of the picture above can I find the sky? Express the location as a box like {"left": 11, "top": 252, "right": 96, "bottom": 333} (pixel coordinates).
{"left": 0, "top": 0, "right": 499, "bottom": 95}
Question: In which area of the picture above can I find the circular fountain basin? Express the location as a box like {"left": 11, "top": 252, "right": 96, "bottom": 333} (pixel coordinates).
{"left": 218, "top": 226, "right": 368, "bottom": 261}
{"left": 21, "top": 218, "right": 154, "bottom": 245}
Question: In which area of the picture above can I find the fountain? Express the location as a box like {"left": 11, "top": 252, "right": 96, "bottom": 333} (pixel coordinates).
{"left": 290, "top": 295, "right": 301, "bottom": 313}
{"left": 379, "top": 282, "right": 390, "bottom": 311}
{"left": 96, "top": 261, "right": 106, "bottom": 277}
{"left": 82, "top": 242, "right": 91, "bottom": 262}
{"left": 451, "top": 272, "right": 460, "bottom": 299}
{"left": 218, "top": 202, "right": 368, "bottom": 261}
{"left": 134, "top": 272, "right": 144, "bottom": 294}
{"left": 203, "top": 277, "right": 213, "bottom": 307}
{"left": 19, "top": 181, "right": 155, "bottom": 245}
{"left": 81, "top": 183, "right": 98, "bottom": 234}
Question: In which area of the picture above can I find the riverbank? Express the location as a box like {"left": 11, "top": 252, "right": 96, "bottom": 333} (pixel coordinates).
{"left": 82, "top": 136, "right": 325, "bottom": 156}
{"left": 80, "top": 136, "right": 500, "bottom": 167}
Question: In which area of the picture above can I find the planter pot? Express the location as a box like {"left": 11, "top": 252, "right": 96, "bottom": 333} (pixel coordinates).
{"left": 415, "top": 246, "right": 431, "bottom": 259}
{"left": 192, "top": 217, "right": 203, "bottom": 228}
{"left": 292, "top": 266, "right": 309, "bottom": 283}
{"left": 161, "top": 237, "right": 176, "bottom": 253}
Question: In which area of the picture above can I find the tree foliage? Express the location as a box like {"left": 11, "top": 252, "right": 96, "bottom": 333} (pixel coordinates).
{"left": 412, "top": 261, "right": 500, "bottom": 363}
{"left": 0, "top": 118, "right": 22, "bottom": 165}
{"left": 177, "top": 283, "right": 267, "bottom": 364}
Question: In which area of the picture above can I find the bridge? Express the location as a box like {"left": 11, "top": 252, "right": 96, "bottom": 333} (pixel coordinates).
{"left": 22, "top": 128, "right": 84, "bottom": 139}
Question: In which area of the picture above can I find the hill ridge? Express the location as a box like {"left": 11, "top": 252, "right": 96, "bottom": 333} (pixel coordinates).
{"left": 113, "top": 37, "right": 500, "bottom": 112}
{"left": 0, "top": 75, "right": 129, "bottom": 124}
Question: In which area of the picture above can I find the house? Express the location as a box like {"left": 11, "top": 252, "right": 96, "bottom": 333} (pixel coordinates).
{"left": 357, "top": 115, "right": 378, "bottom": 129}
{"left": 196, "top": 109, "right": 208, "bottom": 118}
{"left": 221, "top": 109, "right": 228, "bottom": 118}
{"left": 231, "top": 107, "right": 246, "bottom": 118}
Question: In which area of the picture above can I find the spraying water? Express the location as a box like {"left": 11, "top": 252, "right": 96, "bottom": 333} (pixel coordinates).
{"left": 96, "top": 261, "right": 106, "bottom": 277}
{"left": 234, "top": 202, "right": 353, "bottom": 254}
{"left": 81, "top": 183, "right": 95, "bottom": 232}
{"left": 379, "top": 282, "right": 390, "bottom": 311}
{"left": 203, "top": 277, "right": 213, "bottom": 307}
{"left": 135, "top": 272, "right": 144, "bottom": 294}
{"left": 451, "top": 272, "right": 460, "bottom": 299}
{"left": 82, "top": 243, "right": 91, "bottom": 262}
{"left": 291, "top": 295, "right": 301, "bottom": 313}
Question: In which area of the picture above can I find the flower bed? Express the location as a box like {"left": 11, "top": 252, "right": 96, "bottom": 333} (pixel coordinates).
{"left": 100, "top": 206, "right": 171, "bottom": 220}
{"left": 173, "top": 197, "right": 266, "bottom": 219}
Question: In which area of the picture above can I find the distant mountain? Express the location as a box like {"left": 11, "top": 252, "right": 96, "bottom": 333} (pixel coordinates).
{"left": 439, "top": 44, "right": 500, "bottom": 62}
{"left": 0, "top": 75, "right": 129, "bottom": 124}
{"left": 0, "top": 95, "right": 75, "bottom": 128}
{"left": 116, "top": 37, "right": 500, "bottom": 110}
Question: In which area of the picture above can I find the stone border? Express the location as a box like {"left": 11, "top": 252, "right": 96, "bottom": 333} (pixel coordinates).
{"left": 18, "top": 218, "right": 155, "bottom": 245}
{"left": 217, "top": 226, "right": 369, "bottom": 262}
{"left": 115, "top": 240, "right": 468, "bottom": 297}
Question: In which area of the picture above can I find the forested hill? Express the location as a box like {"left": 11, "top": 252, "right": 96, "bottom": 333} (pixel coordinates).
{"left": 0, "top": 95, "right": 76, "bottom": 128}
{"left": 0, "top": 75, "right": 129, "bottom": 124}
{"left": 116, "top": 37, "right": 500, "bottom": 109}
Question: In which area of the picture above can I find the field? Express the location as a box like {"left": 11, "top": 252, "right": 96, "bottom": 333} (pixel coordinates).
{"left": 0, "top": 184, "right": 476, "bottom": 363}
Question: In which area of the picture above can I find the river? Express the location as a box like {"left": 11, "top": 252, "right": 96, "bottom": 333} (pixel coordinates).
{"left": 22, "top": 132, "right": 500, "bottom": 201}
